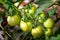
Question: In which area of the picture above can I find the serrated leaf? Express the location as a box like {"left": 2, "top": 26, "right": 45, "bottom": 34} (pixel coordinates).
{"left": 35, "top": 3, "right": 54, "bottom": 15}
{"left": 48, "top": 8, "right": 57, "bottom": 17}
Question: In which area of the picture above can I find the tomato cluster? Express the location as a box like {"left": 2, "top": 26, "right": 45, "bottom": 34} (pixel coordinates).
{"left": 6, "top": 4, "right": 55, "bottom": 39}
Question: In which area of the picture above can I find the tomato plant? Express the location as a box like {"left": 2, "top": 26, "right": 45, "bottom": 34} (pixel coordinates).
{"left": 0, "top": 0, "right": 60, "bottom": 40}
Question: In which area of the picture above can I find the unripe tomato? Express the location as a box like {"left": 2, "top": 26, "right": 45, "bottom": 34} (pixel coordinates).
{"left": 7, "top": 14, "right": 20, "bottom": 26}
{"left": 38, "top": 19, "right": 44, "bottom": 23}
{"left": 31, "top": 26, "right": 43, "bottom": 38}
{"left": 38, "top": 12, "right": 46, "bottom": 23}
{"left": 40, "top": 11, "right": 45, "bottom": 14}
{"left": 40, "top": 13, "right": 46, "bottom": 18}
{"left": 45, "top": 29, "right": 53, "bottom": 37}
{"left": 20, "top": 20, "right": 32, "bottom": 32}
{"left": 26, "top": 22, "right": 32, "bottom": 27}
{"left": 29, "top": 6, "right": 36, "bottom": 14}
{"left": 43, "top": 18, "right": 55, "bottom": 29}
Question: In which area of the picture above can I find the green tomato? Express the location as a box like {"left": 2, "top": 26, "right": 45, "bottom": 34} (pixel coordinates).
{"left": 40, "top": 11, "right": 45, "bottom": 14}
{"left": 31, "top": 26, "right": 43, "bottom": 38}
{"left": 25, "top": 9, "right": 28, "bottom": 13}
{"left": 43, "top": 18, "right": 55, "bottom": 29}
{"left": 40, "top": 13, "right": 46, "bottom": 18}
{"left": 7, "top": 14, "right": 20, "bottom": 26}
{"left": 29, "top": 6, "right": 36, "bottom": 14}
{"left": 31, "top": 6, "right": 36, "bottom": 10}
{"left": 45, "top": 29, "right": 53, "bottom": 37}
{"left": 29, "top": 9, "right": 34, "bottom": 14}
{"left": 38, "top": 19, "right": 44, "bottom": 23}
{"left": 20, "top": 20, "right": 32, "bottom": 32}
{"left": 26, "top": 22, "right": 32, "bottom": 27}
{"left": 38, "top": 12, "right": 45, "bottom": 23}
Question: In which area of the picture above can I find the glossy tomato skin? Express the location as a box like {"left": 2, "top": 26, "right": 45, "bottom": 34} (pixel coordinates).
{"left": 20, "top": 20, "right": 32, "bottom": 32}
{"left": 43, "top": 18, "right": 55, "bottom": 29}
{"left": 31, "top": 26, "right": 43, "bottom": 38}
{"left": 7, "top": 14, "right": 20, "bottom": 26}
{"left": 45, "top": 29, "right": 53, "bottom": 37}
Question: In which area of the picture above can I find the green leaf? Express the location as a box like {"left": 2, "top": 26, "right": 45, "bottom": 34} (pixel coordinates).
{"left": 35, "top": 3, "right": 54, "bottom": 15}
{"left": 48, "top": 8, "right": 57, "bottom": 17}
{"left": 0, "top": 0, "right": 6, "bottom": 7}
{"left": 5, "top": 12, "right": 9, "bottom": 17}
{"left": 36, "top": 0, "right": 53, "bottom": 5}
{"left": 50, "top": 34, "right": 60, "bottom": 40}
{"left": 0, "top": 13, "right": 2, "bottom": 17}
